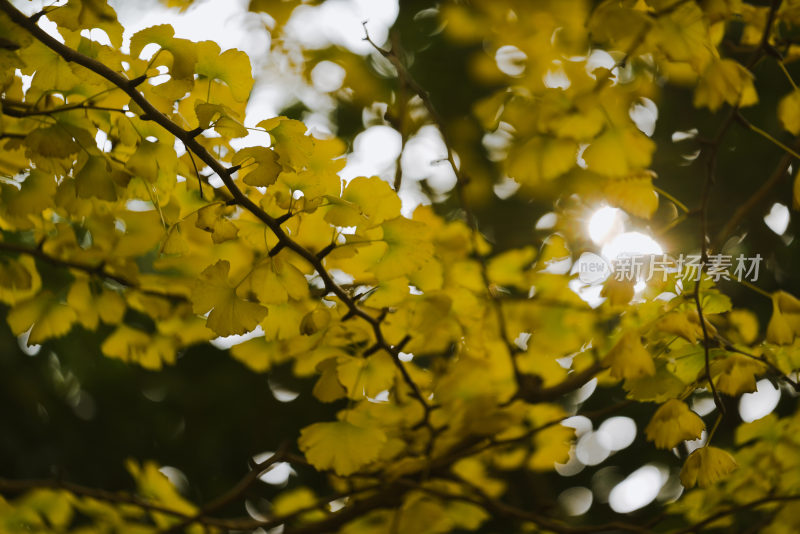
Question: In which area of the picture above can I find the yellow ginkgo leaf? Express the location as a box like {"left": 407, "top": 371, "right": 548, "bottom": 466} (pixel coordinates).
{"left": 365, "top": 277, "right": 410, "bottom": 308}
{"left": 130, "top": 24, "right": 198, "bottom": 80}
{"left": 96, "top": 289, "right": 126, "bottom": 325}
{"left": 728, "top": 309, "right": 759, "bottom": 344}
{"left": 645, "top": 399, "right": 705, "bottom": 449}
{"left": 325, "top": 176, "right": 401, "bottom": 228}
{"left": 126, "top": 460, "right": 196, "bottom": 518}
{"left": 507, "top": 136, "right": 577, "bottom": 185}
{"left": 583, "top": 125, "right": 655, "bottom": 177}
{"left": 68, "top": 280, "right": 126, "bottom": 330}
{"left": 258, "top": 117, "right": 314, "bottom": 170}
{"left": 101, "top": 325, "right": 178, "bottom": 370}
{"left": 0, "top": 255, "right": 39, "bottom": 305}
{"left": 299, "top": 308, "right": 331, "bottom": 335}
{"left": 194, "top": 41, "right": 254, "bottom": 102}
{"left": 778, "top": 90, "right": 800, "bottom": 135}
{"left": 604, "top": 172, "right": 659, "bottom": 219}
{"left": 8, "top": 291, "right": 77, "bottom": 345}
{"left": 603, "top": 330, "right": 655, "bottom": 381}
{"left": 238, "top": 256, "right": 309, "bottom": 305}
{"left": 75, "top": 155, "right": 116, "bottom": 201}
{"left": 2, "top": 170, "right": 58, "bottom": 219}
{"left": 657, "top": 311, "right": 715, "bottom": 344}
{"left": 229, "top": 335, "right": 296, "bottom": 372}
{"left": 191, "top": 260, "right": 267, "bottom": 337}
{"left": 601, "top": 277, "right": 635, "bottom": 306}
{"left": 680, "top": 446, "right": 737, "bottom": 488}
{"left": 312, "top": 357, "right": 347, "bottom": 402}
{"left": 272, "top": 488, "right": 324, "bottom": 520}
{"left": 232, "top": 147, "right": 281, "bottom": 187}
{"left": 767, "top": 291, "right": 800, "bottom": 345}
{"left": 710, "top": 355, "right": 765, "bottom": 396}
{"left": 767, "top": 295, "right": 795, "bottom": 345}
{"left": 486, "top": 247, "right": 536, "bottom": 290}
{"left": 337, "top": 352, "right": 396, "bottom": 400}
{"left": 126, "top": 140, "right": 177, "bottom": 183}
{"left": 529, "top": 424, "right": 574, "bottom": 471}
{"left": 194, "top": 203, "right": 239, "bottom": 244}
{"left": 371, "top": 218, "right": 435, "bottom": 280}
{"left": 18, "top": 489, "right": 73, "bottom": 529}
{"left": 298, "top": 420, "right": 387, "bottom": 476}
{"left": 67, "top": 278, "right": 100, "bottom": 330}
{"left": 649, "top": 1, "right": 714, "bottom": 72}
{"left": 694, "top": 58, "right": 758, "bottom": 112}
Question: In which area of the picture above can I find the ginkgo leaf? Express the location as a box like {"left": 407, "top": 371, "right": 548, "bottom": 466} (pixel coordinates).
{"left": 67, "top": 279, "right": 126, "bottom": 330}
{"left": 101, "top": 325, "right": 177, "bottom": 370}
{"left": 8, "top": 291, "right": 77, "bottom": 345}
{"left": 325, "top": 176, "right": 401, "bottom": 228}
{"left": 126, "top": 460, "right": 197, "bottom": 517}
{"left": 312, "top": 357, "right": 347, "bottom": 402}
{"left": 710, "top": 355, "right": 765, "bottom": 396}
{"left": 603, "top": 330, "right": 655, "bottom": 381}
{"left": 194, "top": 102, "right": 247, "bottom": 137}
{"left": 371, "top": 218, "right": 435, "bottom": 280}
{"left": 130, "top": 24, "right": 198, "bottom": 80}
{"left": 258, "top": 117, "right": 314, "bottom": 169}
{"left": 272, "top": 488, "right": 324, "bottom": 520}
{"left": 96, "top": 288, "right": 126, "bottom": 324}
{"left": 67, "top": 278, "right": 100, "bottom": 330}
{"left": 195, "top": 203, "right": 239, "bottom": 243}
{"left": 2, "top": 170, "right": 57, "bottom": 218}
{"left": 680, "top": 446, "right": 737, "bottom": 489}
{"left": 18, "top": 489, "right": 74, "bottom": 529}
{"left": 191, "top": 260, "right": 267, "bottom": 336}
{"left": 529, "top": 425, "right": 574, "bottom": 471}
{"left": 228, "top": 335, "right": 294, "bottom": 372}
{"left": 194, "top": 41, "right": 254, "bottom": 102}
{"left": 601, "top": 277, "right": 634, "bottom": 306}
{"left": 604, "top": 172, "right": 659, "bottom": 219}
{"left": 583, "top": 126, "right": 655, "bottom": 177}
{"left": 625, "top": 363, "right": 686, "bottom": 402}
{"left": 657, "top": 311, "right": 715, "bottom": 344}
{"left": 337, "top": 352, "right": 396, "bottom": 399}
{"left": 645, "top": 399, "right": 705, "bottom": 449}
{"left": 48, "top": 0, "right": 124, "bottom": 49}
{"left": 127, "top": 140, "right": 177, "bottom": 183}
{"left": 486, "top": 247, "right": 536, "bottom": 289}
{"left": 75, "top": 155, "right": 116, "bottom": 201}
{"left": 778, "top": 90, "right": 800, "bottom": 135}
{"left": 232, "top": 147, "right": 281, "bottom": 187}
{"left": 649, "top": 1, "right": 713, "bottom": 72}
{"left": 365, "top": 277, "right": 410, "bottom": 308}
{"left": 694, "top": 58, "right": 758, "bottom": 112}
{"left": 0, "top": 260, "right": 29, "bottom": 296}
{"left": 767, "top": 291, "right": 800, "bottom": 345}
{"left": 507, "top": 136, "right": 577, "bottom": 185}
{"left": 0, "top": 256, "right": 35, "bottom": 305}
{"left": 238, "top": 256, "right": 309, "bottom": 305}
{"left": 299, "top": 308, "right": 331, "bottom": 335}
{"left": 728, "top": 309, "right": 759, "bottom": 344}
{"left": 25, "top": 126, "right": 79, "bottom": 160}
{"left": 298, "top": 420, "right": 387, "bottom": 475}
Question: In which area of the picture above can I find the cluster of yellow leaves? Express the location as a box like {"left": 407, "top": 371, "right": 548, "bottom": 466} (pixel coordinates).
{"left": 5, "top": 0, "right": 800, "bottom": 531}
